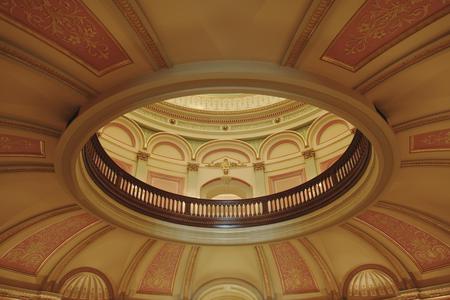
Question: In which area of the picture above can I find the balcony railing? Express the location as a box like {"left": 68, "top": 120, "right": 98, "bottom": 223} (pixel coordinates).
{"left": 82, "top": 131, "right": 371, "bottom": 227}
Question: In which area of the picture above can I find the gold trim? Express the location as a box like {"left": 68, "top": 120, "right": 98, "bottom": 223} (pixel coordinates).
{"left": 255, "top": 245, "right": 273, "bottom": 300}
{"left": 392, "top": 110, "right": 450, "bottom": 133}
{"left": 376, "top": 201, "right": 450, "bottom": 234}
{"left": 355, "top": 35, "right": 450, "bottom": 94}
{"left": 321, "top": 3, "right": 450, "bottom": 72}
{"left": 341, "top": 223, "right": 414, "bottom": 289}
{"left": 282, "top": 0, "right": 335, "bottom": 67}
{"left": 0, "top": 205, "right": 80, "bottom": 244}
{"left": 182, "top": 246, "right": 200, "bottom": 300}
{"left": 400, "top": 159, "right": 450, "bottom": 168}
{"left": 113, "top": 0, "right": 169, "bottom": 69}
{"left": 117, "top": 239, "right": 155, "bottom": 299}
{"left": 43, "top": 224, "right": 114, "bottom": 292}
{"left": 0, "top": 163, "right": 55, "bottom": 173}
{"left": 298, "top": 238, "right": 339, "bottom": 299}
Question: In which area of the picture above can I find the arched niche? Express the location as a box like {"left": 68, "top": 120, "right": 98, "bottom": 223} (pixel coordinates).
{"left": 342, "top": 265, "right": 400, "bottom": 300}
{"left": 146, "top": 132, "right": 193, "bottom": 162}
{"left": 99, "top": 117, "right": 144, "bottom": 151}
{"left": 259, "top": 131, "right": 305, "bottom": 161}
{"left": 57, "top": 267, "right": 114, "bottom": 300}
{"left": 195, "top": 140, "right": 257, "bottom": 163}
{"left": 201, "top": 177, "right": 253, "bottom": 199}
{"left": 193, "top": 278, "right": 263, "bottom": 300}
{"left": 306, "top": 113, "right": 352, "bottom": 148}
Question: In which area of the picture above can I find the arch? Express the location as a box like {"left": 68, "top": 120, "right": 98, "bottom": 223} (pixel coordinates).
{"left": 193, "top": 278, "right": 263, "bottom": 300}
{"left": 195, "top": 139, "right": 257, "bottom": 163}
{"left": 146, "top": 132, "right": 193, "bottom": 161}
{"left": 259, "top": 130, "right": 305, "bottom": 160}
{"left": 342, "top": 264, "right": 400, "bottom": 300}
{"left": 99, "top": 116, "right": 145, "bottom": 150}
{"left": 57, "top": 267, "right": 114, "bottom": 300}
{"left": 200, "top": 177, "right": 253, "bottom": 199}
{"left": 306, "top": 113, "right": 352, "bottom": 147}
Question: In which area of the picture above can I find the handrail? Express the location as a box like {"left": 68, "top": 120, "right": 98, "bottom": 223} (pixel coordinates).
{"left": 82, "top": 130, "right": 371, "bottom": 227}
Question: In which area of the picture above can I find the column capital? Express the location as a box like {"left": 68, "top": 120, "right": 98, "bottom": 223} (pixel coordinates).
{"left": 253, "top": 161, "right": 265, "bottom": 171}
{"left": 187, "top": 162, "right": 199, "bottom": 172}
{"left": 137, "top": 151, "right": 149, "bottom": 161}
{"left": 302, "top": 149, "right": 315, "bottom": 159}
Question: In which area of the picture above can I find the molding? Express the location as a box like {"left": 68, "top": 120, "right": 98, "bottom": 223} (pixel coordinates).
{"left": 341, "top": 223, "right": 414, "bottom": 289}
{"left": 299, "top": 237, "right": 340, "bottom": 299}
{"left": 136, "top": 151, "right": 149, "bottom": 161}
{"left": 282, "top": 0, "right": 334, "bottom": 67}
{"left": 181, "top": 246, "right": 200, "bottom": 300}
{"left": 0, "top": 162, "right": 55, "bottom": 173}
{"left": 113, "top": 0, "right": 169, "bottom": 69}
{"left": 391, "top": 110, "right": 450, "bottom": 133}
{"left": 376, "top": 201, "right": 450, "bottom": 234}
{"left": 0, "top": 41, "right": 96, "bottom": 97}
{"left": 355, "top": 35, "right": 450, "bottom": 94}
{"left": 302, "top": 148, "right": 315, "bottom": 159}
{"left": 117, "top": 239, "right": 155, "bottom": 299}
{"left": 253, "top": 161, "right": 265, "bottom": 171}
{"left": 0, "top": 116, "right": 62, "bottom": 137}
{"left": 43, "top": 225, "right": 114, "bottom": 292}
{"left": 255, "top": 245, "right": 273, "bottom": 300}
{"left": 0, "top": 284, "right": 60, "bottom": 300}
{"left": 187, "top": 162, "right": 199, "bottom": 172}
{"left": 0, "top": 205, "right": 80, "bottom": 244}
{"left": 400, "top": 159, "right": 450, "bottom": 168}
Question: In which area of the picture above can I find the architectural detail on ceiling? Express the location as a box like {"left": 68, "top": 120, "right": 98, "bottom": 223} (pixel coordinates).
{"left": 355, "top": 35, "right": 450, "bottom": 94}
{"left": 400, "top": 159, "right": 450, "bottom": 168}
{"left": 299, "top": 238, "right": 339, "bottom": 299}
{"left": 391, "top": 110, "right": 450, "bottom": 132}
{"left": 255, "top": 245, "right": 273, "bottom": 300}
{"left": 59, "top": 268, "right": 112, "bottom": 300}
{"left": 0, "top": 213, "right": 98, "bottom": 274}
{"left": 0, "top": 116, "right": 62, "bottom": 137}
{"left": 357, "top": 210, "right": 450, "bottom": 272}
{"left": 0, "top": 205, "right": 79, "bottom": 244}
{"left": 253, "top": 161, "right": 265, "bottom": 171}
{"left": 282, "top": 0, "right": 334, "bottom": 67}
{"left": 181, "top": 246, "right": 200, "bottom": 300}
{"left": 376, "top": 201, "right": 450, "bottom": 235}
{"left": 0, "top": 41, "right": 96, "bottom": 97}
{"left": 321, "top": 0, "right": 450, "bottom": 71}
{"left": 117, "top": 240, "right": 155, "bottom": 298}
{"left": 186, "top": 162, "right": 199, "bottom": 172}
{"left": 0, "top": 285, "right": 60, "bottom": 300}
{"left": 302, "top": 149, "right": 315, "bottom": 159}
{"left": 137, "top": 242, "right": 185, "bottom": 295}
{"left": 192, "top": 278, "right": 263, "bottom": 300}
{"left": 341, "top": 223, "right": 412, "bottom": 289}
{"left": 44, "top": 225, "right": 114, "bottom": 292}
{"left": 0, "top": 162, "right": 55, "bottom": 173}
{"left": 0, "top": 0, "right": 132, "bottom": 75}
{"left": 136, "top": 151, "right": 149, "bottom": 161}
{"left": 164, "top": 94, "right": 286, "bottom": 112}
{"left": 344, "top": 266, "right": 398, "bottom": 299}
{"left": 270, "top": 242, "right": 319, "bottom": 294}
{"left": 0, "top": 134, "right": 44, "bottom": 157}
{"left": 409, "top": 128, "right": 450, "bottom": 152}
{"left": 113, "top": 0, "right": 169, "bottom": 69}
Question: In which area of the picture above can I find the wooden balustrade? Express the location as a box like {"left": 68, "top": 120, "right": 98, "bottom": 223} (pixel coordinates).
{"left": 82, "top": 130, "right": 371, "bottom": 227}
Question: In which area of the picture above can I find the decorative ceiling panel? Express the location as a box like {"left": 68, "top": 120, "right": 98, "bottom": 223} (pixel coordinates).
{"left": 322, "top": 0, "right": 450, "bottom": 71}
{"left": 0, "top": 0, "right": 132, "bottom": 75}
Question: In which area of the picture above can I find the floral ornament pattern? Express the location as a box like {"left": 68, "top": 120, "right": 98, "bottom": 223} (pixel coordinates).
{"left": 0, "top": 213, "right": 98, "bottom": 274}
{"left": 358, "top": 210, "right": 450, "bottom": 272}
{"left": 138, "top": 242, "right": 185, "bottom": 294}
{"left": 270, "top": 242, "right": 319, "bottom": 294}
{"left": 322, "top": 0, "right": 450, "bottom": 71}
{"left": 410, "top": 128, "right": 450, "bottom": 152}
{"left": 0, "top": 0, "right": 131, "bottom": 75}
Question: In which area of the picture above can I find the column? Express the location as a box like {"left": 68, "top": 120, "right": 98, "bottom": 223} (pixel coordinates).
{"left": 302, "top": 148, "right": 318, "bottom": 180}
{"left": 186, "top": 162, "right": 200, "bottom": 197}
{"left": 135, "top": 151, "right": 149, "bottom": 182}
{"left": 253, "top": 162, "right": 266, "bottom": 197}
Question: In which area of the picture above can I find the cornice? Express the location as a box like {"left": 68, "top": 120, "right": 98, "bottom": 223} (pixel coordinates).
{"left": 113, "top": 0, "right": 170, "bottom": 69}
{"left": 400, "top": 159, "right": 450, "bottom": 168}
{"left": 355, "top": 34, "right": 450, "bottom": 94}
{"left": 0, "top": 40, "right": 97, "bottom": 97}
{"left": 282, "top": 0, "right": 335, "bottom": 67}
{"left": 0, "top": 116, "right": 62, "bottom": 137}
{"left": 0, "top": 162, "right": 55, "bottom": 173}
{"left": 391, "top": 110, "right": 450, "bottom": 133}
